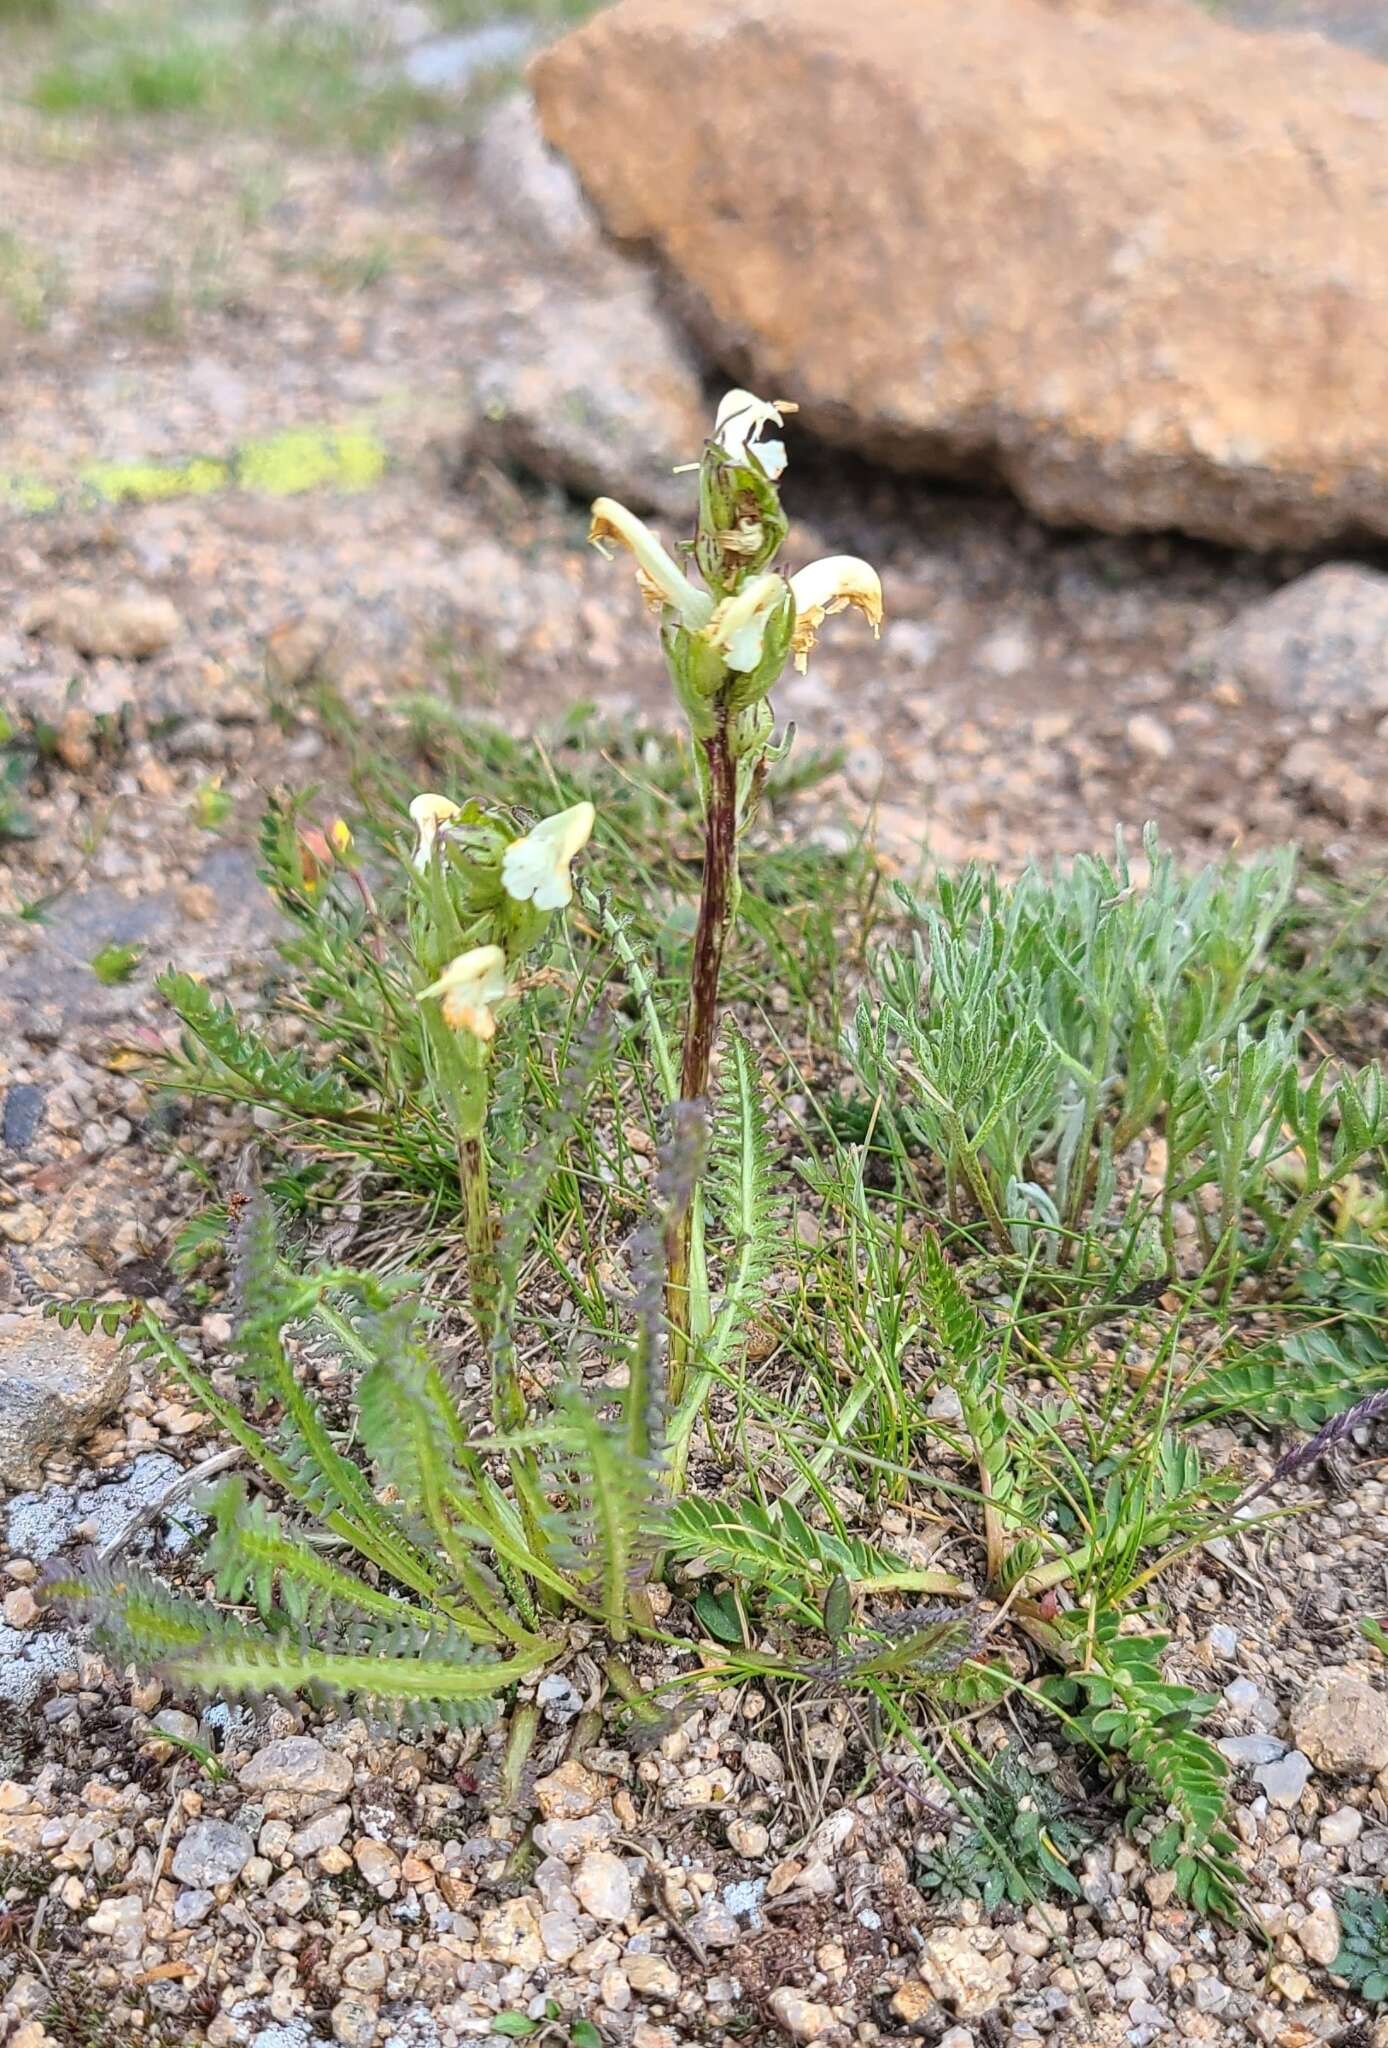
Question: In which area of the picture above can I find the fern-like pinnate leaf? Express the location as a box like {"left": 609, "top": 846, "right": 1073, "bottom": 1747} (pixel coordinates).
{"left": 1183, "top": 1238, "right": 1388, "bottom": 1428}
{"left": 354, "top": 1304, "right": 537, "bottom": 1643}
{"left": 158, "top": 970, "right": 356, "bottom": 1117}
{"left": 919, "top": 1230, "right": 1014, "bottom": 1585}
{"left": 42, "top": 1296, "right": 142, "bottom": 1339}
{"left": 805, "top": 1600, "right": 984, "bottom": 1683}
{"left": 205, "top": 1479, "right": 438, "bottom": 1633}
{"left": 43, "top": 1191, "right": 561, "bottom": 1723}
{"left": 666, "top": 1494, "right": 968, "bottom": 1629}
{"left": 54, "top": 1562, "right": 542, "bottom": 1730}
{"left": 544, "top": 1389, "right": 659, "bottom": 1638}
{"left": 227, "top": 1194, "right": 449, "bottom": 1610}
{"left": 44, "top": 1073, "right": 722, "bottom": 1720}
{"left": 1182, "top": 1334, "right": 1388, "bottom": 1430}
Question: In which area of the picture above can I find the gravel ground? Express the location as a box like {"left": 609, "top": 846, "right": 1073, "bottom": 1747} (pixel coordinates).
{"left": 3, "top": 8, "right": 1388, "bottom": 2046}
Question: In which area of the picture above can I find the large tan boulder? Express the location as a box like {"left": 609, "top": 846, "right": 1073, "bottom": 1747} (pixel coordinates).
{"left": 531, "top": 0, "right": 1388, "bottom": 549}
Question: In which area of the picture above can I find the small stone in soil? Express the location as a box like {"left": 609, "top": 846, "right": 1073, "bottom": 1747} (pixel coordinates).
{"left": 1292, "top": 1667, "right": 1388, "bottom": 1777}
{"left": 1, "top": 1085, "right": 44, "bottom": 1153}
{"left": 1319, "top": 1805, "right": 1363, "bottom": 1847}
{"left": 173, "top": 1888, "right": 216, "bottom": 1928}
{"left": 572, "top": 1848, "right": 632, "bottom": 1922}
{"left": 238, "top": 1736, "right": 352, "bottom": 1800}
{"left": 1217, "top": 1733, "right": 1285, "bottom": 1767}
{"left": 170, "top": 1817, "right": 254, "bottom": 1888}
{"left": 1254, "top": 1750, "right": 1312, "bottom": 1808}
{"left": 768, "top": 1986, "right": 836, "bottom": 2038}
{"left": 536, "top": 1670, "right": 584, "bottom": 1721}
{"left": 534, "top": 1758, "right": 607, "bottom": 1821}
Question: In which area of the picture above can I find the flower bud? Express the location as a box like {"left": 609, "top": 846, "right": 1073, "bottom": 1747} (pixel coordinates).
{"left": 662, "top": 621, "right": 728, "bottom": 739}
{"left": 729, "top": 695, "right": 774, "bottom": 762}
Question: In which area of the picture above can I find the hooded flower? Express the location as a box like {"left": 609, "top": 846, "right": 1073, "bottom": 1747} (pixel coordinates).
{"left": 788, "top": 557, "right": 884, "bottom": 672}
{"left": 418, "top": 944, "right": 509, "bottom": 1042}
{"left": 500, "top": 801, "right": 596, "bottom": 912}
{"left": 409, "top": 793, "right": 461, "bottom": 872}
{"left": 713, "top": 389, "right": 793, "bottom": 480}
{"left": 702, "top": 574, "right": 788, "bottom": 674}
{"left": 588, "top": 499, "right": 712, "bottom": 629}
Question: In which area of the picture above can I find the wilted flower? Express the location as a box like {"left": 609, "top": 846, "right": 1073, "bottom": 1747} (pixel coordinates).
{"left": 589, "top": 499, "right": 712, "bottom": 628}
{"left": 501, "top": 801, "right": 596, "bottom": 912}
{"left": 788, "top": 557, "right": 883, "bottom": 672}
{"left": 296, "top": 827, "right": 335, "bottom": 892}
{"left": 409, "top": 793, "right": 461, "bottom": 872}
{"left": 712, "top": 389, "right": 794, "bottom": 480}
{"left": 419, "top": 944, "right": 509, "bottom": 1042}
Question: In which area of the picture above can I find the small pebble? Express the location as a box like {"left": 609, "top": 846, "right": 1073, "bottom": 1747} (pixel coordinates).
{"left": 1255, "top": 1750, "right": 1312, "bottom": 1810}
{"left": 1319, "top": 1804, "right": 1364, "bottom": 1847}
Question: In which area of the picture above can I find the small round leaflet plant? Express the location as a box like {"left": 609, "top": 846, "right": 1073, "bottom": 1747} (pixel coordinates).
{"left": 591, "top": 388, "right": 883, "bottom": 1391}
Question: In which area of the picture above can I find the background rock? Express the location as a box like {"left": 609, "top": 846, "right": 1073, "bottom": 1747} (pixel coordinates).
{"left": 532, "top": 0, "right": 1388, "bottom": 548}
{"left": 0, "top": 1312, "right": 128, "bottom": 1489}
{"left": 22, "top": 587, "right": 180, "bottom": 661}
{"left": 401, "top": 20, "right": 537, "bottom": 92}
{"left": 464, "top": 98, "right": 707, "bottom": 517}
{"left": 1190, "top": 565, "right": 1388, "bottom": 714}
{"left": 471, "top": 92, "right": 604, "bottom": 258}
{"left": 0, "top": 844, "right": 282, "bottom": 1044}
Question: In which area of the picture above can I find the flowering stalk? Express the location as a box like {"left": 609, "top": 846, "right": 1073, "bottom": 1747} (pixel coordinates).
{"left": 664, "top": 705, "right": 738, "bottom": 1367}
{"left": 591, "top": 391, "right": 882, "bottom": 1407}
{"left": 409, "top": 794, "right": 595, "bottom": 1347}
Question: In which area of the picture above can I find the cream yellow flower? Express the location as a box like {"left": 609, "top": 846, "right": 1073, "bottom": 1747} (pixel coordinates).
{"left": 702, "top": 573, "right": 787, "bottom": 674}
{"left": 788, "top": 557, "right": 884, "bottom": 672}
{"left": 501, "top": 801, "right": 595, "bottom": 912}
{"left": 418, "top": 944, "right": 509, "bottom": 1042}
{"left": 713, "top": 389, "right": 797, "bottom": 480}
{"left": 588, "top": 498, "right": 712, "bottom": 628}
{"left": 409, "top": 793, "right": 461, "bottom": 872}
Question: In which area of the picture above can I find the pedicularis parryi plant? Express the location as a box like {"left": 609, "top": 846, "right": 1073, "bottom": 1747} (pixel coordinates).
{"left": 589, "top": 390, "right": 881, "bottom": 1389}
